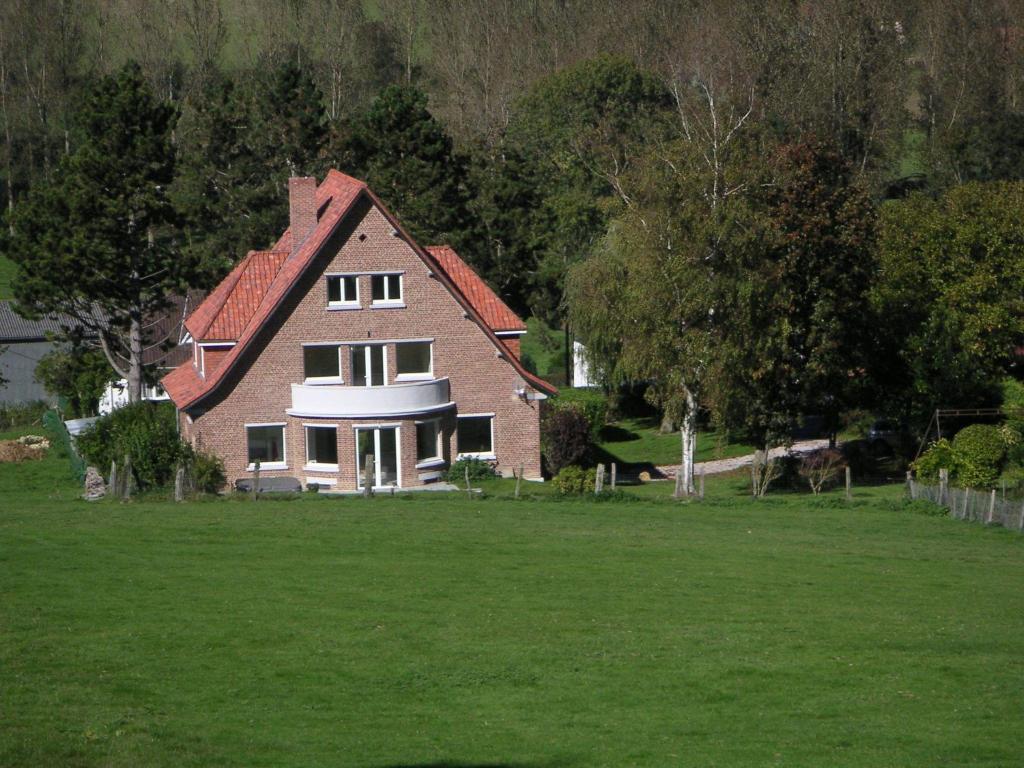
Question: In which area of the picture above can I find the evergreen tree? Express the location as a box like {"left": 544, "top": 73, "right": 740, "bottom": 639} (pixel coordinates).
{"left": 4, "top": 63, "right": 189, "bottom": 402}
{"left": 174, "top": 61, "right": 329, "bottom": 279}
{"left": 346, "top": 84, "right": 473, "bottom": 253}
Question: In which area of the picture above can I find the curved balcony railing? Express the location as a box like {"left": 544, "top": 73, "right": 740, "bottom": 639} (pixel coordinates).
{"left": 287, "top": 377, "right": 453, "bottom": 418}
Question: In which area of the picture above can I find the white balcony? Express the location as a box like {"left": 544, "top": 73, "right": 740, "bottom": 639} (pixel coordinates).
{"left": 287, "top": 377, "right": 453, "bottom": 419}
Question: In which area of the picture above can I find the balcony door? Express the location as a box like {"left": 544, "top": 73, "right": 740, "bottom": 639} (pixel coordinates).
{"left": 355, "top": 426, "right": 400, "bottom": 488}
{"left": 351, "top": 344, "right": 386, "bottom": 387}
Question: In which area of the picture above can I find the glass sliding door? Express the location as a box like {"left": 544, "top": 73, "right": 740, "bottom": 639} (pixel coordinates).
{"left": 355, "top": 426, "right": 400, "bottom": 488}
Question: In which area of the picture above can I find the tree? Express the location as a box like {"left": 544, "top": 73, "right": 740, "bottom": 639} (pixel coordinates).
{"left": 174, "top": 61, "right": 329, "bottom": 279}
{"left": 5, "top": 63, "right": 193, "bottom": 403}
{"left": 346, "top": 84, "right": 473, "bottom": 252}
{"left": 872, "top": 182, "right": 1024, "bottom": 428}
{"left": 34, "top": 343, "right": 112, "bottom": 417}
{"left": 507, "top": 55, "right": 673, "bottom": 323}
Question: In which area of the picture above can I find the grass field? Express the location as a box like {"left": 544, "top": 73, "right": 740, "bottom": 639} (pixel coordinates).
{"left": 2, "top": 427, "right": 1024, "bottom": 767}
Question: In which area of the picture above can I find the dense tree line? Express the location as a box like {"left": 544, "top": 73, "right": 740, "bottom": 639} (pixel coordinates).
{"left": 0, "top": 1, "right": 1021, "bottom": 465}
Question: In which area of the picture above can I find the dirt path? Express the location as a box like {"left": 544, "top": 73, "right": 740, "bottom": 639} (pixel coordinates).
{"left": 656, "top": 439, "right": 830, "bottom": 478}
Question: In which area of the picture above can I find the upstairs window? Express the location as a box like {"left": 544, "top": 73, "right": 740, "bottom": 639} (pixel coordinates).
{"left": 327, "top": 275, "right": 358, "bottom": 307}
{"left": 457, "top": 414, "right": 494, "bottom": 458}
{"left": 371, "top": 273, "right": 403, "bottom": 305}
{"left": 303, "top": 344, "right": 341, "bottom": 382}
{"left": 395, "top": 341, "right": 432, "bottom": 379}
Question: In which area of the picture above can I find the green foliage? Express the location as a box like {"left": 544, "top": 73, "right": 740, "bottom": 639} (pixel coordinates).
{"left": 873, "top": 184, "right": 1024, "bottom": 428}
{"left": 446, "top": 456, "right": 497, "bottom": 484}
{"left": 551, "top": 464, "right": 597, "bottom": 495}
{"left": 173, "top": 62, "right": 329, "bottom": 279}
{"left": 912, "top": 439, "right": 961, "bottom": 482}
{"left": 952, "top": 424, "right": 1005, "bottom": 488}
{"left": 541, "top": 406, "right": 593, "bottom": 475}
{"left": 549, "top": 388, "right": 608, "bottom": 440}
{"left": 76, "top": 402, "right": 191, "bottom": 490}
{"left": 347, "top": 85, "right": 472, "bottom": 254}
{"left": 188, "top": 451, "right": 226, "bottom": 495}
{"left": 34, "top": 345, "right": 112, "bottom": 418}
{"left": 0, "top": 400, "right": 49, "bottom": 431}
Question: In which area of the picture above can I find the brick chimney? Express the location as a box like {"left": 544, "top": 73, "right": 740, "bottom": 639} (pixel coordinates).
{"left": 288, "top": 176, "right": 318, "bottom": 253}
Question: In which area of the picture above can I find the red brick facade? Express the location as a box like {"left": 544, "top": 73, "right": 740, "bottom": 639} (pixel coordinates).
{"left": 168, "top": 175, "right": 554, "bottom": 490}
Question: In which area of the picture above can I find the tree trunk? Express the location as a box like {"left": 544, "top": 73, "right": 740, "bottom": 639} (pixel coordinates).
{"left": 659, "top": 413, "right": 677, "bottom": 433}
{"left": 126, "top": 309, "right": 144, "bottom": 403}
{"left": 677, "top": 387, "right": 697, "bottom": 496}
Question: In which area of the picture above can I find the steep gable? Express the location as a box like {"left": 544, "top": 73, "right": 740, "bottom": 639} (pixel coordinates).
{"left": 426, "top": 246, "right": 526, "bottom": 333}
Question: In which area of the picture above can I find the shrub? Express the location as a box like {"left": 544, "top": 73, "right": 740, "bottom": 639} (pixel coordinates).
{"left": 76, "top": 401, "right": 192, "bottom": 489}
{"left": 552, "top": 465, "right": 597, "bottom": 495}
{"left": 446, "top": 456, "right": 498, "bottom": 484}
{"left": 798, "top": 448, "right": 847, "bottom": 494}
{"left": 549, "top": 388, "right": 608, "bottom": 439}
{"left": 541, "top": 406, "right": 593, "bottom": 475}
{"left": 189, "top": 450, "right": 226, "bottom": 494}
{"left": 952, "top": 424, "right": 1005, "bottom": 488}
{"left": 912, "top": 438, "right": 961, "bottom": 482}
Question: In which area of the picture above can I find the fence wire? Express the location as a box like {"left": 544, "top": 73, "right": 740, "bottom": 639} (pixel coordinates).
{"left": 910, "top": 478, "right": 1024, "bottom": 532}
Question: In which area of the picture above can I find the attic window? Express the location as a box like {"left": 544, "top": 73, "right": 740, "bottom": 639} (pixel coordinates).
{"left": 371, "top": 273, "right": 403, "bottom": 306}
{"left": 326, "top": 275, "right": 358, "bottom": 307}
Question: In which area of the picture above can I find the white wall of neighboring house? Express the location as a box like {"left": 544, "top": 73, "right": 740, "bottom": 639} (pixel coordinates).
{"left": 572, "top": 340, "right": 598, "bottom": 389}
{"left": 98, "top": 379, "right": 170, "bottom": 415}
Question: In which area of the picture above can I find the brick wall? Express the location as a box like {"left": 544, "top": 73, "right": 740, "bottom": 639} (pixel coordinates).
{"left": 185, "top": 196, "right": 544, "bottom": 489}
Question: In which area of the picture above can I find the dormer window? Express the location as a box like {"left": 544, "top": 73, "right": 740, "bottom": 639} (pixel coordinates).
{"left": 371, "top": 273, "right": 403, "bottom": 306}
{"left": 327, "top": 275, "right": 358, "bottom": 307}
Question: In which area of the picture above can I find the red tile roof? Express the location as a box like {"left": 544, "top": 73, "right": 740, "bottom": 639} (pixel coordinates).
{"left": 426, "top": 246, "right": 526, "bottom": 333}
{"left": 162, "top": 169, "right": 555, "bottom": 408}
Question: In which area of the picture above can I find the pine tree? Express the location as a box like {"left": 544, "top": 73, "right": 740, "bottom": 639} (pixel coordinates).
{"left": 5, "top": 63, "right": 191, "bottom": 403}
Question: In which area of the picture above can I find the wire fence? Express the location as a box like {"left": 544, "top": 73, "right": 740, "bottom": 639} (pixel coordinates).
{"left": 42, "top": 409, "right": 86, "bottom": 484}
{"left": 909, "top": 476, "right": 1024, "bottom": 532}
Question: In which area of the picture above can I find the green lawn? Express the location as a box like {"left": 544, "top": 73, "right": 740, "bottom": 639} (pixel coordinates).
{"left": 0, "top": 254, "right": 15, "bottom": 299}
{"left": 598, "top": 416, "right": 755, "bottom": 467}
{"left": 2, "top": 427, "right": 1024, "bottom": 767}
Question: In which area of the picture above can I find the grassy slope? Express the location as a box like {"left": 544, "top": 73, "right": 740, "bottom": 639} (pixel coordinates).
{"left": 2, "top": 429, "right": 1024, "bottom": 767}
{"left": 599, "top": 416, "right": 755, "bottom": 467}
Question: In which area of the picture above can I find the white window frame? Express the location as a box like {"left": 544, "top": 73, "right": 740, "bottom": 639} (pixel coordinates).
{"left": 414, "top": 417, "right": 443, "bottom": 468}
{"left": 395, "top": 340, "right": 434, "bottom": 382}
{"left": 303, "top": 424, "right": 339, "bottom": 472}
{"left": 353, "top": 424, "right": 402, "bottom": 489}
{"left": 370, "top": 272, "right": 404, "bottom": 307}
{"left": 350, "top": 343, "right": 388, "bottom": 387}
{"left": 326, "top": 273, "right": 360, "bottom": 309}
{"left": 456, "top": 413, "right": 496, "bottom": 460}
{"left": 301, "top": 342, "right": 344, "bottom": 384}
{"left": 245, "top": 422, "right": 287, "bottom": 470}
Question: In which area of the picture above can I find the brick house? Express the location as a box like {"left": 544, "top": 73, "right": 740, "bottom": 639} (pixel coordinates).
{"left": 162, "top": 170, "right": 555, "bottom": 490}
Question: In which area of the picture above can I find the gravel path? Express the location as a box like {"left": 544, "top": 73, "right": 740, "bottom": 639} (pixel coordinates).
{"left": 656, "top": 439, "right": 831, "bottom": 477}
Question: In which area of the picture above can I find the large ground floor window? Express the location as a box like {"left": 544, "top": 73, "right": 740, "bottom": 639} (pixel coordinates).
{"left": 415, "top": 419, "right": 442, "bottom": 465}
{"left": 246, "top": 423, "right": 286, "bottom": 469}
{"left": 456, "top": 414, "right": 494, "bottom": 458}
{"left": 305, "top": 425, "right": 338, "bottom": 468}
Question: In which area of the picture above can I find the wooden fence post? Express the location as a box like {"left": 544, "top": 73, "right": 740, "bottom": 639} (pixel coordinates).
{"left": 610, "top": 463, "right": 617, "bottom": 490}
{"left": 906, "top": 470, "right": 915, "bottom": 500}
{"left": 109, "top": 460, "right": 118, "bottom": 498}
{"left": 698, "top": 469, "right": 705, "bottom": 500}
{"left": 845, "top": 466, "right": 852, "bottom": 502}
{"left": 939, "top": 468, "right": 948, "bottom": 506}
{"left": 595, "top": 463, "right": 605, "bottom": 494}
{"left": 465, "top": 464, "right": 472, "bottom": 498}
{"left": 363, "top": 454, "right": 374, "bottom": 497}
{"left": 1018, "top": 502, "right": 1024, "bottom": 532}
{"left": 121, "top": 455, "right": 133, "bottom": 500}
{"left": 514, "top": 465, "right": 523, "bottom": 499}
{"left": 174, "top": 465, "right": 185, "bottom": 502}
{"left": 987, "top": 489, "right": 996, "bottom": 525}
{"left": 675, "top": 469, "right": 685, "bottom": 499}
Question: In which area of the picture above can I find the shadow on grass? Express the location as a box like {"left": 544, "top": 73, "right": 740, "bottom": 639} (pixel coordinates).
{"left": 590, "top": 444, "right": 665, "bottom": 481}
{"left": 381, "top": 762, "right": 575, "bottom": 768}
